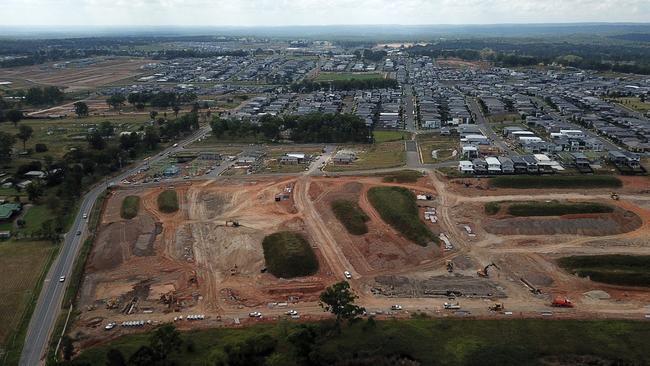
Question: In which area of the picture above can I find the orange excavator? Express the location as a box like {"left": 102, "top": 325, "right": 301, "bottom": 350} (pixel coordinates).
{"left": 551, "top": 296, "right": 574, "bottom": 308}
{"left": 477, "top": 263, "right": 500, "bottom": 278}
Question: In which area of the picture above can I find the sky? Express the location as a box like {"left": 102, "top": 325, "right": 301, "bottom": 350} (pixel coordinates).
{"left": 1, "top": 0, "right": 650, "bottom": 26}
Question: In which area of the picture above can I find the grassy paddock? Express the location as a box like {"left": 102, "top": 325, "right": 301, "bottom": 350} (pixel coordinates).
{"left": 70, "top": 319, "right": 650, "bottom": 366}
{"left": 373, "top": 130, "right": 410, "bottom": 143}
{"left": 367, "top": 186, "right": 433, "bottom": 246}
{"left": 261, "top": 232, "right": 318, "bottom": 278}
{"left": 325, "top": 141, "right": 405, "bottom": 172}
{"left": 331, "top": 200, "right": 369, "bottom": 235}
{"left": 120, "top": 196, "right": 140, "bottom": 219}
{"left": 507, "top": 201, "right": 613, "bottom": 217}
{"left": 558, "top": 255, "right": 650, "bottom": 287}
{"left": 490, "top": 175, "right": 622, "bottom": 189}
{"left": 157, "top": 190, "right": 178, "bottom": 213}
{"left": 381, "top": 170, "right": 423, "bottom": 183}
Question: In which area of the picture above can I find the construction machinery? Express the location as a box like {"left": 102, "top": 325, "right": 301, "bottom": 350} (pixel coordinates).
{"left": 611, "top": 192, "right": 620, "bottom": 200}
{"left": 551, "top": 296, "right": 574, "bottom": 308}
{"left": 488, "top": 303, "right": 504, "bottom": 312}
{"left": 444, "top": 302, "right": 461, "bottom": 310}
{"left": 446, "top": 260, "right": 454, "bottom": 273}
{"left": 225, "top": 220, "right": 240, "bottom": 227}
{"left": 477, "top": 263, "right": 500, "bottom": 278}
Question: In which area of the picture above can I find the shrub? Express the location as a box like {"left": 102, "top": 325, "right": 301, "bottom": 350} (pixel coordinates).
{"left": 484, "top": 202, "right": 501, "bottom": 215}
{"left": 262, "top": 232, "right": 318, "bottom": 278}
{"left": 490, "top": 175, "right": 622, "bottom": 189}
{"left": 381, "top": 170, "right": 422, "bottom": 183}
{"left": 34, "top": 143, "right": 48, "bottom": 153}
{"left": 331, "top": 200, "right": 369, "bottom": 235}
{"left": 120, "top": 196, "right": 140, "bottom": 219}
{"left": 558, "top": 255, "right": 650, "bottom": 287}
{"left": 157, "top": 190, "right": 178, "bottom": 213}
{"left": 507, "top": 201, "right": 613, "bottom": 216}
{"left": 367, "top": 186, "right": 433, "bottom": 246}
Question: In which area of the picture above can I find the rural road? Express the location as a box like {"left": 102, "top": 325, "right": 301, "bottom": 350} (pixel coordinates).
{"left": 19, "top": 126, "right": 211, "bottom": 366}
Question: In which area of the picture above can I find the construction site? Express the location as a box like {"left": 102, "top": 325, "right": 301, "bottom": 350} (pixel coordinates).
{"left": 71, "top": 172, "right": 650, "bottom": 347}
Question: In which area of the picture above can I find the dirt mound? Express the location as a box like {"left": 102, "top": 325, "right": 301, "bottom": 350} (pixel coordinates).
{"left": 372, "top": 274, "right": 506, "bottom": 298}
{"left": 89, "top": 214, "right": 160, "bottom": 271}
{"left": 484, "top": 208, "right": 642, "bottom": 236}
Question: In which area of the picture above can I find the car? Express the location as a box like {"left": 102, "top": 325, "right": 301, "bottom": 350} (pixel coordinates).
{"left": 286, "top": 309, "right": 298, "bottom": 316}
{"left": 104, "top": 322, "right": 116, "bottom": 330}
{"left": 173, "top": 143, "right": 179, "bottom": 148}
{"left": 76, "top": 230, "right": 82, "bottom": 236}
{"left": 391, "top": 305, "right": 403, "bottom": 311}
{"left": 59, "top": 276, "right": 66, "bottom": 282}
{"left": 344, "top": 271, "right": 352, "bottom": 279}
{"left": 82, "top": 213, "right": 88, "bottom": 219}
{"left": 248, "top": 311, "right": 262, "bottom": 318}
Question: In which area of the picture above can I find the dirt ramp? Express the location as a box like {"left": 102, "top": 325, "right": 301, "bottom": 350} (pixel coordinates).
{"left": 484, "top": 209, "right": 642, "bottom": 236}
{"left": 88, "top": 214, "right": 159, "bottom": 271}
{"left": 372, "top": 274, "right": 506, "bottom": 298}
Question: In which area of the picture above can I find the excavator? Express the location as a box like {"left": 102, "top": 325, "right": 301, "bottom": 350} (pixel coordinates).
{"left": 488, "top": 303, "right": 504, "bottom": 312}
{"left": 477, "top": 263, "right": 500, "bottom": 278}
{"left": 225, "top": 220, "right": 240, "bottom": 227}
{"left": 610, "top": 192, "right": 620, "bottom": 201}
{"left": 446, "top": 260, "right": 454, "bottom": 273}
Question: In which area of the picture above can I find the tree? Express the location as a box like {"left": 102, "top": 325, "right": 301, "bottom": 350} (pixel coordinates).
{"left": 149, "top": 110, "right": 158, "bottom": 120}
{"left": 0, "top": 132, "right": 16, "bottom": 164}
{"left": 61, "top": 335, "right": 74, "bottom": 361}
{"left": 26, "top": 181, "right": 44, "bottom": 203}
{"left": 98, "top": 121, "right": 115, "bottom": 138}
{"left": 16, "top": 124, "right": 33, "bottom": 151}
{"left": 87, "top": 131, "right": 106, "bottom": 150}
{"left": 149, "top": 324, "right": 182, "bottom": 361}
{"left": 319, "top": 281, "right": 365, "bottom": 330}
{"left": 74, "top": 101, "right": 89, "bottom": 117}
{"left": 128, "top": 346, "right": 157, "bottom": 366}
{"left": 172, "top": 105, "right": 181, "bottom": 118}
{"left": 105, "top": 348, "right": 126, "bottom": 366}
{"left": 143, "top": 126, "right": 159, "bottom": 150}
{"left": 106, "top": 94, "right": 126, "bottom": 110}
{"left": 6, "top": 109, "right": 22, "bottom": 127}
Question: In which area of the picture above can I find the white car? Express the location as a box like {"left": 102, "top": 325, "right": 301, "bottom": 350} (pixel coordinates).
{"left": 344, "top": 271, "right": 352, "bottom": 279}
{"left": 82, "top": 213, "right": 88, "bottom": 219}
{"left": 391, "top": 305, "right": 403, "bottom": 311}
{"left": 173, "top": 143, "right": 179, "bottom": 148}
{"left": 59, "top": 276, "right": 66, "bottom": 283}
{"left": 248, "top": 311, "right": 262, "bottom": 318}
{"left": 286, "top": 309, "right": 298, "bottom": 316}
{"left": 104, "top": 322, "right": 116, "bottom": 330}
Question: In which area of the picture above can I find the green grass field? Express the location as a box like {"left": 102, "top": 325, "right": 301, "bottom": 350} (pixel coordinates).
{"left": 484, "top": 202, "right": 501, "bottom": 215}
{"left": 373, "top": 130, "right": 410, "bottom": 143}
{"left": 507, "top": 201, "right": 613, "bottom": 216}
{"left": 0, "top": 241, "right": 56, "bottom": 361}
{"left": 558, "top": 255, "right": 650, "bottom": 287}
{"left": 261, "top": 232, "right": 318, "bottom": 278}
{"left": 17, "top": 205, "right": 55, "bottom": 235}
{"left": 325, "top": 141, "right": 405, "bottom": 172}
{"left": 367, "top": 186, "right": 433, "bottom": 246}
{"left": 69, "top": 319, "right": 650, "bottom": 366}
{"left": 610, "top": 97, "right": 650, "bottom": 112}
{"left": 416, "top": 134, "right": 458, "bottom": 164}
{"left": 331, "top": 200, "right": 369, "bottom": 235}
{"left": 120, "top": 196, "right": 140, "bottom": 219}
{"left": 313, "top": 72, "right": 385, "bottom": 82}
{"left": 157, "top": 190, "right": 179, "bottom": 213}
{"left": 490, "top": 175, "right": 622, "bottom": 189}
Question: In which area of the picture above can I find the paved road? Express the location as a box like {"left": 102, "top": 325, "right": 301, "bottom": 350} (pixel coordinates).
{"left": 19, "top": 126, "right": 211, "bottom": 366}
{"left": 403, "top": 85, "right": 417, "bottom": 132}
{"left": 466, "top": 98, "right": 514, "bottom": 155}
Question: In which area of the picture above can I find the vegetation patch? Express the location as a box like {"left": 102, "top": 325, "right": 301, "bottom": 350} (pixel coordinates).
{"left": 331, "top": 200, "right": 369, "bottom": 235}
{"left": 157, "top": 190, "right": 179, "bottom": 213}
{"left": 490, "top": 175, "right": 622, "bottom": 189}
{"left": 120, "top": 196, "right": 140, "bottom": 219}
{"left": 558, "top": 255, "right": 650, "bottom": 287}
{"left": 367, "top": 186, "right": 433, "bottom": 246}
{"left": 70, "top": 319, "right": 650, "bottom": 366}
{"left": 484, "top": 202, "right": 501, "bottom": 215}
{"left": 262, "top": 232, "right": 318, "bottom": 278}
{"left": 373, "top": 130, "right": 410, "bottom": 143}
{"left": 381, "top": 170, "right": 422, "bottom": 183}
{"left": 507, "top": 201, "right": 613, "bottom": 217}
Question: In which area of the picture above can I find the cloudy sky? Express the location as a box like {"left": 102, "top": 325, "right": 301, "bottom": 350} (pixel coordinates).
{"left": 2, "top": 0, "right": 650, "bottom": 26}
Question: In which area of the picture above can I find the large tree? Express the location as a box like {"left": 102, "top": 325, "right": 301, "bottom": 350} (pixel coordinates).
{"left": 6, "top": 109, "right": 22, "bottom": 127}
{"left": 16, "top": 124, "right": 33, "bottom": 151}
{"left": 149, "top": 324, "right": 182, "bottom": 361}
{"left": 106, "top": 94, "right": 126, "bottom": 110}
{"left": 319, "top": 281, "right": 365, "bottom": 330}
{"left": 74, "top": 101, "right": 89, "bottom": 117}
{"left": 0, "top": 132, "right": 16, "bottom": 164}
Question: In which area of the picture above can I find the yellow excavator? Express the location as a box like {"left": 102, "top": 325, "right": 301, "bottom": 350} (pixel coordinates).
{"left": 611, "top": 192, "right": 619, "bottom": 201}
{"left": 477, "top": 263, "right": 500, "bottom": 278}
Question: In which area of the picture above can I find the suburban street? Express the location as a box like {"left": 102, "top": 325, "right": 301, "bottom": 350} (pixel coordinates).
{"left": 19, "top": 126, "right": 211, "bottom": 366}
{"left": 466, "top": 98, "right": 514, "bottom": 154}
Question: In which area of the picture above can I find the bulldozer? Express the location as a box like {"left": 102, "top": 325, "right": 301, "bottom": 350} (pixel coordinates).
{"left": 225, "top": 220, "right": 240, "bottom": 227}
{"left": 551, "top": 296, "right": 574, "bottom": 308}
{"left": 610, "top": 192, "right": 619, "bottom": 201}
{"left": 477, "top": 263, "right": 500, "bottom": 278}
{"left": 488, "top": 303, "right": 504, "bottom": 312}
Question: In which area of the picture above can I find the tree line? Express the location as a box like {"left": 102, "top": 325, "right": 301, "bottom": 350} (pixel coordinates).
{"left": 291, "top": 78, "right": 398, "bottom": 92}
{"left": 210, "top": 113, "right": 371, "bottom": 143}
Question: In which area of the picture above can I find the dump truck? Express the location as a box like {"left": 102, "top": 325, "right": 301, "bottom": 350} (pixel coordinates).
{"left": 551, "top": 296, "right": 574, "bottom": 308}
